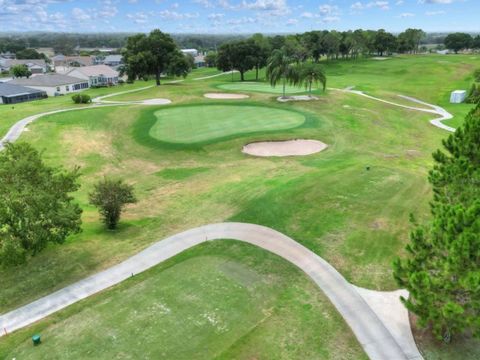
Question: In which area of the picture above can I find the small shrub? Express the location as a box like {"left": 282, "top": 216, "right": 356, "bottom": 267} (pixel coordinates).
{"left": 72, "top": 94, "right": 91, "bottom": 104}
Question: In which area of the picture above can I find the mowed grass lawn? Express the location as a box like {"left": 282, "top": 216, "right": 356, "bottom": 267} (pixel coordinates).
{"left": 1, "top": 56, "right": 479, "bottom": 359}
{"left": 0, "top": 242, "right": 367, "bottom": 360}
{"left": 217, "top": 81, "right": 313, "bottom": 94}
{"left": 149, "top": 104, "right": 306, "bottom": 144}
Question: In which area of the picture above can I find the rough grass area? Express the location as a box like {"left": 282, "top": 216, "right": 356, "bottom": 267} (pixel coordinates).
{"left": 149, "top": 104, "right": 306, "bottom": 144}
{"left": 1, "top": 57, "right": 479, "bottom": 359}
{"left": 0, "top": 241, "right": 367, "bottom": 360}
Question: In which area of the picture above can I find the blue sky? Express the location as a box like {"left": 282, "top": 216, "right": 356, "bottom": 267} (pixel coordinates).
{"left": 0, "top": 0, "right": 477, "bottom": 33}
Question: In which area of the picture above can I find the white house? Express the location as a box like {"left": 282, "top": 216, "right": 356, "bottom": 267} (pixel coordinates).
{"left": 67, "top": 65, "right": 119, "bottom": 87}
{"left": 181, "top": 49, "right": 199, "bottom": 57}
{"left": 0, "top": 59, "right": 48, "bottom": 74}
{"left": 9, "top": 74, "right": 89, "bottom": 96}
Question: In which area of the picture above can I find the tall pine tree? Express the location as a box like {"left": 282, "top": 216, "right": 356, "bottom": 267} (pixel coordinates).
{"left": 393, "top": 105, "right": 480, "bottom": 341}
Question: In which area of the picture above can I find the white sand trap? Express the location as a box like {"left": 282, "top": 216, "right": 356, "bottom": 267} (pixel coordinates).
{"left": 140, "top": 98, "right": 172, "bottom": 105}
{"left": 372, "top": 57, "right": 390, "bottom": 60}
{"left": 277, "top": 95, "right": 319, "bottom": 102}
{"left": 242, "top": 139, "right": 327, "bottom": 157}
{"left": 204, "top": 93, "right": 249, "bottom": 99}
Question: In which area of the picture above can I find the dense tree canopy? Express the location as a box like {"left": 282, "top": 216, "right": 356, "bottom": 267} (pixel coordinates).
{"left": 216, "top": 40, "right": 257, "bottom": 81}
{"left": 122, "top": 29, "right": 191, "bottom": 85}
{"left": 0, "top": 143, "right": 82, "bottom": 266}
{"left": 444, "top": 33, "right": 473, "bottom": 53}
{"left": 393, "top": 105, "right": 480, "bottom": 341}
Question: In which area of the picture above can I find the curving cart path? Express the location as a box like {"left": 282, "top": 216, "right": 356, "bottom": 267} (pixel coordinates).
{"left": 0, "top": 223, "right": 420, "bottom": 360}
{"left": 0, "top": 83, "right": 456, "bottom": 359}
{"left": 331, "top": 87, "right": 455, "bottom": 132}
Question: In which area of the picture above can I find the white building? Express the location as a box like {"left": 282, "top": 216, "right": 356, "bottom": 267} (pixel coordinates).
{"left": 450, "top": 90, "right": 467, "bottom": 104}
{"left": 181, "top": 49, "right": 199, "bottom": 57}
{"left": 0, "top": 59, "right": 48, "bottom": 74}
{"left": 67, "top": 65, "right": 119, "bottom": 87}
{"left": 9, "top": 74, "right": 89, "bottom": 96}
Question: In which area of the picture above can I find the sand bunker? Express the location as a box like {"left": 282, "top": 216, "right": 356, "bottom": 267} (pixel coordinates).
{"left": 277, "top": 95, "right": 319, "bottom": 102}
{"left": 204, "top": 93, "right": 249, "bottom": 99}
{"left": 372, "top": 57, "right": 390, "bottom": 61}
{"left": 139, "top": 99, "right": 172, "bottom": 105}
{"left": 242, "top": 139, "right": 327, "bottom": 157}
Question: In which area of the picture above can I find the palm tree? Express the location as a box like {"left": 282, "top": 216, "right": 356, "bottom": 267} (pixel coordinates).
{"left": 266, "top": 49, "right": 296, "bottom": 99}
{"left": 293, "top": 62, "right": 327, "bottom": 96}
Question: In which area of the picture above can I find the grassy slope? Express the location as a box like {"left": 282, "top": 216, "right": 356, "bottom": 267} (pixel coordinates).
{"left": 1, "top": 57, "right": 479, "bottom": 358}
{"left": 0, "top": 242, "right": 367, "bottom": 360}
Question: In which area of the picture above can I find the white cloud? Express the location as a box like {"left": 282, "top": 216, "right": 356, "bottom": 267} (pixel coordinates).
{"left": 72, "top": 7, "right": 91, "bottom": 21}
{"left": 426, "top": 10, "right": 446, "bottom": 15}
{"left": 398, "top": 12, "right": 415, "bottom": 18}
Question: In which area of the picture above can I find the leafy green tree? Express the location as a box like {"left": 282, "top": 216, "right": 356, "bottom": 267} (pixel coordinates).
{"left": 266, "top": 49, "right": 297, "bottom": 98}
{"left": 89, "top": 178, "right": 137, "bottom": 230}
{"left": 15, "top": 48, "right": 46, "bottom": 60}
{"left": 122, "top": 29, "right": 189, "bottom": 85}
{"left": 473, "top": 36, "right": 480, "bottom": 50}
{"left": 216, "top": 40, "right": 256, "bottom": 81}
{"left": 444, "top": 33, "right": 473, "bottom": 54}
{"left": 373, "top": 29, "right": 397, "bottom": 56}
{"left": 10, "top": 64, "right": 31, "bottom": 78}
{"left": 466, "top": 83, "right": 480, "bottom": 104}
{"left": 393, "top": 105, "right": 480, "bottom": 341}
{"left": 167, "top": 52, "right": 192, "bottom": 78}
{"left": 204, "top": 51, "right": 217, "bottom": 67}
{"left": 292, "top": 62, "right": 327, "bottom": 95}
{"left": 250, "top": 34, "right": 271, "bottom": 80}
{"left": 0, "top": 143, "right": 82, "bottom": 266}
{"left": 474, "top": 68, "right": 480, "bottom": 82}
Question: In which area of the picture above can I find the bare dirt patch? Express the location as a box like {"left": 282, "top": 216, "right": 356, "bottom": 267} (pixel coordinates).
{"left": 62, "top": 128, "right": 114, "bottom": 160}
{"left": 242, "top": 139, "right": 328, "bottom": 157}
{"left": 277, "top": 95, "right": 319, "bottom": 102}
{"left": 204, "top": 93, "right": 249, "bottom": 100}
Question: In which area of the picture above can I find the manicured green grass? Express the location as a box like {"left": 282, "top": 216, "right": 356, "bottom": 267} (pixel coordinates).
{"left": 1, "top": 56, "right": 479, "bottom": 359}
{"left": 217, "top": 81, "right": 311, "bottom": 94}
{"left": 0, "top": 242, "right": 367, "bottom": 360}
{"left": 149, "top": 104, "right": 306, "bottom": 144}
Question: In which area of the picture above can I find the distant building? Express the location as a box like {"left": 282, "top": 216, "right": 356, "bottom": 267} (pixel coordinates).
{"left": 66, "top": 65, "right": 119, "bottom": 87}
{"left": 0, "top": 52, "right": 15, "bottom": 59}
{"left": 9, "top": 74, "right": 89, "bottom": 96}
{"left": 194, "top": 54, "right": 206, "bottom": 68}
{"left": 103, "top": 55, "right": 123, "bottom": 67}
{"left": 0, "top": 59, "right": 48, "bottom": 74}
{"left": 181, "top": 49, "right": 199, "bottom": 57}
{"left": 450, "top": 90, "right": 467, "bottom": 104}
{"left": 0, "top": 83, "right": 47, "bottom": 104}
{"left": 52, "top": 55, "right": 94, "bottom": 68}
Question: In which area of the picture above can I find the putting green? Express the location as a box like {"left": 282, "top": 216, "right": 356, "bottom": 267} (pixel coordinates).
{"left": 218, "top": 82, "right": 313, "bottom": 94}
{"left": 149, "top": 105, "right": 306, "bottom": 144}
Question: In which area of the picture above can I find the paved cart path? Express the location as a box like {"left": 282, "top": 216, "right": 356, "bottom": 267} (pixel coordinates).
{"left": 0, "top": 223, "right": 421, "bottom": 360}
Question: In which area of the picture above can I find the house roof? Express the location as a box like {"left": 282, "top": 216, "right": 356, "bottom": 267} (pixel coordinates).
{"left": 0, "top": 83, "right": 45, "bottom": 97}
{"left": 67, "top": 64, "right": 119, "bottom": 77}
{"left": 104, "top": 55, "right": 122, "bottom": 62}
{"left": 4, "top": 59, "right": 46, "bottom": 68}
{"left": 9, "top": 74, "right": 87, "bottom": 87}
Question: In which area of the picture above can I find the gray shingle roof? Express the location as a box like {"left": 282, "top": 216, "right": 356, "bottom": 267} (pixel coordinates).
{"left": 0, "top": 83, "right": 46, "bottom": 97}
{"left": 9, "top": 74, "right": 87, "bottom": 87}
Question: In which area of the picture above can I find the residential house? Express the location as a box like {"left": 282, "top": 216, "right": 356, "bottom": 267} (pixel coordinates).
{"left": 194, "top": 54, "right": 206, "bottom": 68}
{"left": 52, "top": 55, "right": 94, "bottom": 68}
{"left": 9, "top": 74, "right": 89, "bottom": 96}
{"left": 181, "top": 49, "right": 199, "bottom": 57}
{"left": 0, "top": 83, "right": 47, "bottom": 104}
{"left": 103, "top": 55, "right": 123, "bottom": 67}
{"left": 67, "top": 65, "right": 119, "bottom": 87}
{"left": 0, "top": 59, "right": 48, "bottom": 74}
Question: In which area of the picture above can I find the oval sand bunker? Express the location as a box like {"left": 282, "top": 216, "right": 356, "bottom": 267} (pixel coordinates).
{"left": 204, "top": 93, "right": 249, "bottom": 99}
{"left": 243, "top": 139, "right": 327, "bottom": 157}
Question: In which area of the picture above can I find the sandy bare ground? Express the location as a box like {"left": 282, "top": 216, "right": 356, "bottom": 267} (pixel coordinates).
{"left": 277, "top": 95, "right": 319, "bottom": 102}
{"left": 242, "top": 139, "right": 328, "bottom": 157}
{"left": 372, "top": 57, "right": 390, "bottom": 60}
{"left": 204, "top": 93, "right": 249, "bottom": 99}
